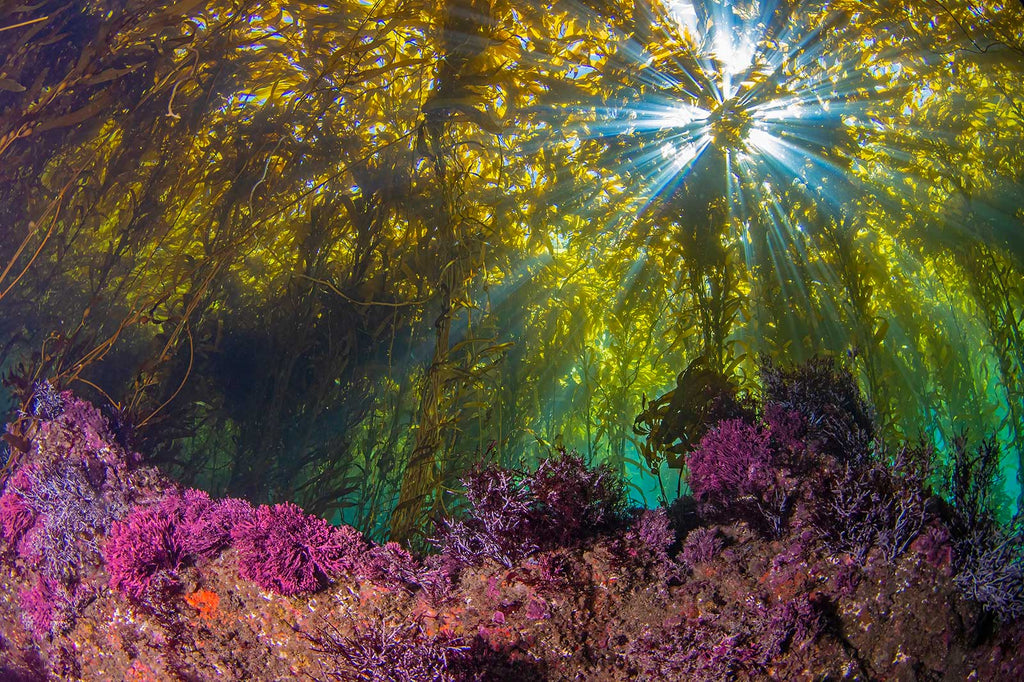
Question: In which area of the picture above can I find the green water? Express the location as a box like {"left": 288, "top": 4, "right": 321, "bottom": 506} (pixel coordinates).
{"left": 0, "top": 0, "right": 1022, "bottom": 540}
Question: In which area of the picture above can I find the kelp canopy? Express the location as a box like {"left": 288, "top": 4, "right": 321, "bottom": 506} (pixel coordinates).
{"left": 1, "top": 0, "right": 1022, "bottom": 542}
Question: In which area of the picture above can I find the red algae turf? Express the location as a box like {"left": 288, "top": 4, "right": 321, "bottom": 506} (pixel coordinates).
{"left": 0, "top": 392, "right": 1022, "bottom": 681}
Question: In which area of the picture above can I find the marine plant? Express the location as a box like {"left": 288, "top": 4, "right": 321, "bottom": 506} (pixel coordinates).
{"left": 18, "top": 575, "right": 58, "bottom": 638}
{"left": 104, "top": 489, "right": 252, "bottom": 598}
{"left": 685, "top": 418, "right": 786, "bottom": 532}
{"left": 433, "top": 464, "right": 535, "bottom": 568}
{"left": 528, "top": 451, "right": 629, "bottom": 544}
{"left": 0, "top": 393, "right": 153, "bottom": 633}
{"left": 356, "top": 541, "right": 423, "bottom": 588}
{"left": 661, "top": 357, "right": 939, "bottom": 558}
{"left": 308, "top": 615, "right": 547, "bottom": 682}
{"left": 16, "top": 458, "right": 129, "bottom": 579}
{"left": 619, "top": 508, "right": 675, "bottom": 564}
{"left": 759, "top": 356, "right": 875, "bottom": 462}
{"left": 0, "top": 489, "right": 33, "bottom": 548}
{"left": 942, "top": 435, "right": 1024, "bottom": 621}
{"left": 627, "top": 593, "right": 826, "bottom": 680}
{"left": 633, "top": 356, "right": 753, "bottom": 477}
{"left": 810, "top": 443, "right": 933, "bottom": 562}
{"left": 0, "top": 0, "right": 1021, "bottom": 560}
{"left": 25, "top": 381, "right": 65, "bottom": 422}
{"left": 754, "top": 359, "right": 1024, "bottom": 621}
{"left": 435, "top": 450, "right": 629, "bottom": 568}
{"left": 954, "top": 528, "right": 1024, "bottom": 623}
{"left": 104, "top": 502, "right": 185, "bottom": 599}
{"left": 1, "top": 388, "right": 1024, "bottom": 677}
{"left": 232, "top": 501, "right": 367, "bottom": 596}
{"left": 307, "top": 618, "right": 471, "bottom": 682}
{"left": 678, "top": 527, "right": 724, "bottom": 567}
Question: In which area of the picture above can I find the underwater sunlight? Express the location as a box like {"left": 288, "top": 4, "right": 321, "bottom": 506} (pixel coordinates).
{"left": 1, "top": 0, "right": 1023, "bottom": 677}
{"left": 1, "top": 0, "right": 1022, "bottom": 536}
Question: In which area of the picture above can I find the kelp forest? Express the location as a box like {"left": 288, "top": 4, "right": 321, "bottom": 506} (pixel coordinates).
{"left": 1, "top": 1, "right": 1024, "bottom": 678}
{"left": 4, "top": 0, "right": 1023, "bottom": 539}
{"left": 3, "top": 0, "right": 1024, "bottom": 529}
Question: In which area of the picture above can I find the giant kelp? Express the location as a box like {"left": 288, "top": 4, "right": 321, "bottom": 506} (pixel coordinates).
{"left": 1, "top": 0, "right": 1023, "bottom": 540}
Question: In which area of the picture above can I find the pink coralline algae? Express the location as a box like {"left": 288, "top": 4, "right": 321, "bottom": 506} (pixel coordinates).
{"left": 32, "top": 394, "right": 132, "bottom": 470}
{"left": 615, "top": 508, "right": 677, "bottom": 580}
{"left": 679, "top": 527, "right": 724, "bottom": 567}
{"left": 357, "top": 541, "right": 422, "bottom": 587}
{"left": 626, "top": 508, "right": 674, "bottom": 557}
{"left": 1, "top": 376, "right": 1021, "bottom": 680}
{"left": 913, "top": 524, "right": 953, "bottom": 570}
{"left": 104, "top": 503, "right": 186, "bottom": 599}
{"left": 162, "top": 489, "right": 253, "bottom": 558}
{"left": 231, "top": 501, "right": 367, "bottom": 595}
{"left": 528, "top": 452, "right": 627, "bottom": 545}
{"left": 687, "top": 418, "right": 775, "bottom": 504}
{"left": 437, "top": 464, "right": 537, "bottom": 568}
{"left": 0, "top": 492, "right": 34, "bottom": 547}
{"left": 436, "top": 451, "right": 629, "bottom": 569}
{"left": 104, "top": 489, "right": 253, "bottom": 598}
{"left": 310, "top": 619, "right": 474, "bottom": 682}
{"left": 763, "top": 403, "right": 807, "bottom": 458}
{"left": 18, "top": 575, "right": 57, "bottom": 637}
{"left": 26, "top": 380, "right": 64, "bottom": 421}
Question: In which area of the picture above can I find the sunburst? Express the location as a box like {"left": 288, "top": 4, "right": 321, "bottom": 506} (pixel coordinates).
{"left": 562, "top": 0, "right": 878, "bottom": 239}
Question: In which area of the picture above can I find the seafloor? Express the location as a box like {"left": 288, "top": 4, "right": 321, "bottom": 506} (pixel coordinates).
{"left": 0, "top": 393, "right": 1021, "bottom": 681}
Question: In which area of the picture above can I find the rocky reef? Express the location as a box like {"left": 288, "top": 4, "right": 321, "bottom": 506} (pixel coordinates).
{"left": 0, "top": 383, "right": 1022, "bottom": 680}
